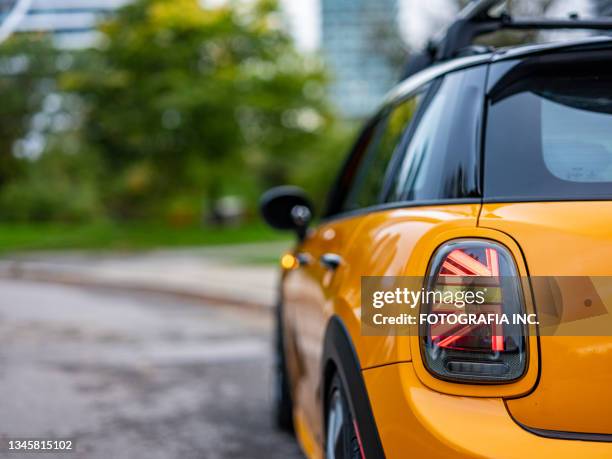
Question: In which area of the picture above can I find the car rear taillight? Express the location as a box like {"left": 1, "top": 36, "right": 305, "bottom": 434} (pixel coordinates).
{"left": 421, "top": 240, "right": 527, "bottom": 383}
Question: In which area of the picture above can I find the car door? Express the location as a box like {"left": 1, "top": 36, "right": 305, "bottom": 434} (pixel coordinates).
{"left": 282, "top": 87, "right": 430, "bottom": 450}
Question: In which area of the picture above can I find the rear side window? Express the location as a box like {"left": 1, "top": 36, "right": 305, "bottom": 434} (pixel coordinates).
{"left": 341, "top": 90, "right": 426, "bottom": 212}
{"left": 385, "top": 66, "right": 485, "bottom": 203}
{"left": 485, "top": 53, "right": 612, "bottom": 200}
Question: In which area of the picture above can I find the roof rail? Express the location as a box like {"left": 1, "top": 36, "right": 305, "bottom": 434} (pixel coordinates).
{"left": 402, "top": 0, "right": 612, "bottom": 79}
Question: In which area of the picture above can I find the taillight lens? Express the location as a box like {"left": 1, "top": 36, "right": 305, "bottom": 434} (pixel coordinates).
{"left": 421, "top": 240, "right": 527, "bottom": 383}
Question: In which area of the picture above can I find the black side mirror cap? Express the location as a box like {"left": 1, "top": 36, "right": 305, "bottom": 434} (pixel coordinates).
{"left": 260, "top": 186, "right": 314, "bottom": 240}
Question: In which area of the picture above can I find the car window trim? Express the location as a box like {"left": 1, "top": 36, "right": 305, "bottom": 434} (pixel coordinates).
{"left": 483, "top": 196, "right": 612, "bottom": 203}
{"left": 324, "top": 81, "right": 439, "bottom": 218}
{"left": 319, "top": 197, "right": 482, "bottom": 225}
{"left": 343, "top": 106, "right": 396, "bottom": 211}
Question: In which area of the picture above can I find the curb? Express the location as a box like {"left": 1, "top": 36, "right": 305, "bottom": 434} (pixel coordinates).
{"left": 0, "top": 261, "right": 271, "bottom": 311}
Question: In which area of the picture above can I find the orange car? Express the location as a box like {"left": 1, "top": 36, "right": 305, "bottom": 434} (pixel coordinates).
{"left": 261, "top": 4, "right": 612, "bottom": 458}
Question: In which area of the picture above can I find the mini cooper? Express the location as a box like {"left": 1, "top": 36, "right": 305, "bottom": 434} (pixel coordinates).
{"left": 261, "top": 1, "right": 612, "bottom": 457}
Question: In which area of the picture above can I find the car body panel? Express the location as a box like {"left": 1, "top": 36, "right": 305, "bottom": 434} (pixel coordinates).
{"left": 285, "top": 203, "right": 548, "bottom": 455}
{"left": 329, "top": 203, "right": 482, "bottom": 372}
{"left": 479, "top": 202, "right": 612, "bottom": 435}
{"left": 283, "top": 216, "right": 368, "bottom": 454}
{"left": 293, "top": 410, "right": 321, "bottom": 459}
{"left": 284, "top": 203, "right": 482, "bottom": 454}
{"left": 364, "top": 362, "right": 612, "bottom": 458}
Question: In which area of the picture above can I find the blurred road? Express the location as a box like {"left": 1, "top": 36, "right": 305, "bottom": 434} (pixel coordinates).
{"left": 0, "top": 242, "right": 289, "bottom": 308}
{"left": 0, "top": 279, "right": 303, "bottom": 459}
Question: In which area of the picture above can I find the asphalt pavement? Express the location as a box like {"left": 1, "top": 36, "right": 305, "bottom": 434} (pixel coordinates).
{"left": 0, "top": 279, "right": 303, "bottom": 459}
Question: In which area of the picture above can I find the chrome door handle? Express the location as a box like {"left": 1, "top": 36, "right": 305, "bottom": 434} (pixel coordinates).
{"left": 296, "top": 252, "right": 311, "bottom": 266}
{"left": 320, "top": 253, "right": 342, "bottom": 270}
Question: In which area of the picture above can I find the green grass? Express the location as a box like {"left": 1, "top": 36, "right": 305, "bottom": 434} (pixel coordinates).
{"left": 0, "top": 221, "right": 291, "bottom": 254}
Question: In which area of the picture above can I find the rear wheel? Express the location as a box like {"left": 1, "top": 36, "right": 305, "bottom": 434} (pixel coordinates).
{"left": 325, "top": 374, "right": 361, "bottom": 459}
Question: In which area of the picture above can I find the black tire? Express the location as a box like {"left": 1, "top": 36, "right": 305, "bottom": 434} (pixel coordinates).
{"left": 325, "top": 374, "right": 361, "bottom": 459}
{"left": 273, "top": 300, "right": 294, "bottom": 433}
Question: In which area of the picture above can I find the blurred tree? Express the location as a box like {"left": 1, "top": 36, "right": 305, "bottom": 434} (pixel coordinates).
{"left": 0, "top": 35, "right": 58, "bottom": 189}
{"left": 0, "top": 143, "right": 103, "bottom": 222}
{"left": 63, "top": 0, "right": 337, "bottom": 223}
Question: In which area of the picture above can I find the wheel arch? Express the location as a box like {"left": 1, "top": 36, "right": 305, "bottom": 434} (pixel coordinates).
{"left": 321, "top": 315, "right": 386, "bottom": 459}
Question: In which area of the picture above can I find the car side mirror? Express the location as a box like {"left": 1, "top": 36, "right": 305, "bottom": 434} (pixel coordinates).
{"left": 260, "top": 186, "right": 313, "bottom": 240}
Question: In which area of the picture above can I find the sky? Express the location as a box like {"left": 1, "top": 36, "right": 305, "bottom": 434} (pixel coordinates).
{"left": 280, "top": 0, "right": 320, "bottom": 51}
{"left": 279, "top": 0, "right": 592, "bottom": 52}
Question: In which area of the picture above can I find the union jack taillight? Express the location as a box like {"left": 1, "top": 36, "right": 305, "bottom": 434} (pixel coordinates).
{"left": 421, "top": 240, "right": 528, "bottom": 383}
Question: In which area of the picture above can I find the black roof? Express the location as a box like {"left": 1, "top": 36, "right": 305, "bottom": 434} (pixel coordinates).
{"left": 386, "top": 36, "right": 612, "bottom": 108}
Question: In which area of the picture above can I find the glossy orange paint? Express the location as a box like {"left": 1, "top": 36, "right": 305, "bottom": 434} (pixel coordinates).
{"left": 283, "top": 215, "right": 369, "bottom": 456}
{"left": 284, "top": 204, "right": 530, "bottom": 455}
{"left": 479, "top": 202, "right": 612, "bottom": 435}
{"left": 364, "top": 362, "right": 612, "bottom": 458}
{"left": 283, "top": 202, "right": 612, "bottom": 457}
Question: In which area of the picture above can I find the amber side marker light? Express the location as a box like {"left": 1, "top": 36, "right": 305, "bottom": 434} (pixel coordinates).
{"left": 421, "top": 240, "right": 528, "bottom": 383}
{"left": 280, "top": 253, "right": 298, "bottom": 270}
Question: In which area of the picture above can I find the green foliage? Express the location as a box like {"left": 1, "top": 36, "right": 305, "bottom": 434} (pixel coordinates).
{"left": 0, "top": 221, "right": 288, "bottom": 253}
{"left": 0, "top": 0, "right": 350, "bottom": 230}
{"left": 62, "top": 0, "right": 337, "bottom": 222}
{"left": 0, "top": 35, "right": 58, "bottom": 187}
{"left": 0, "top": 145, "right": 103, "bottom": 222}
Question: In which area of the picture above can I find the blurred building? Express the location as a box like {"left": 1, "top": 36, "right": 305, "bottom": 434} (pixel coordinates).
{"left": 16, "top": 0, "right": 130, "bottom": 47}
{"left": 321, "top": 0, "right": 402, "bottom": 119}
